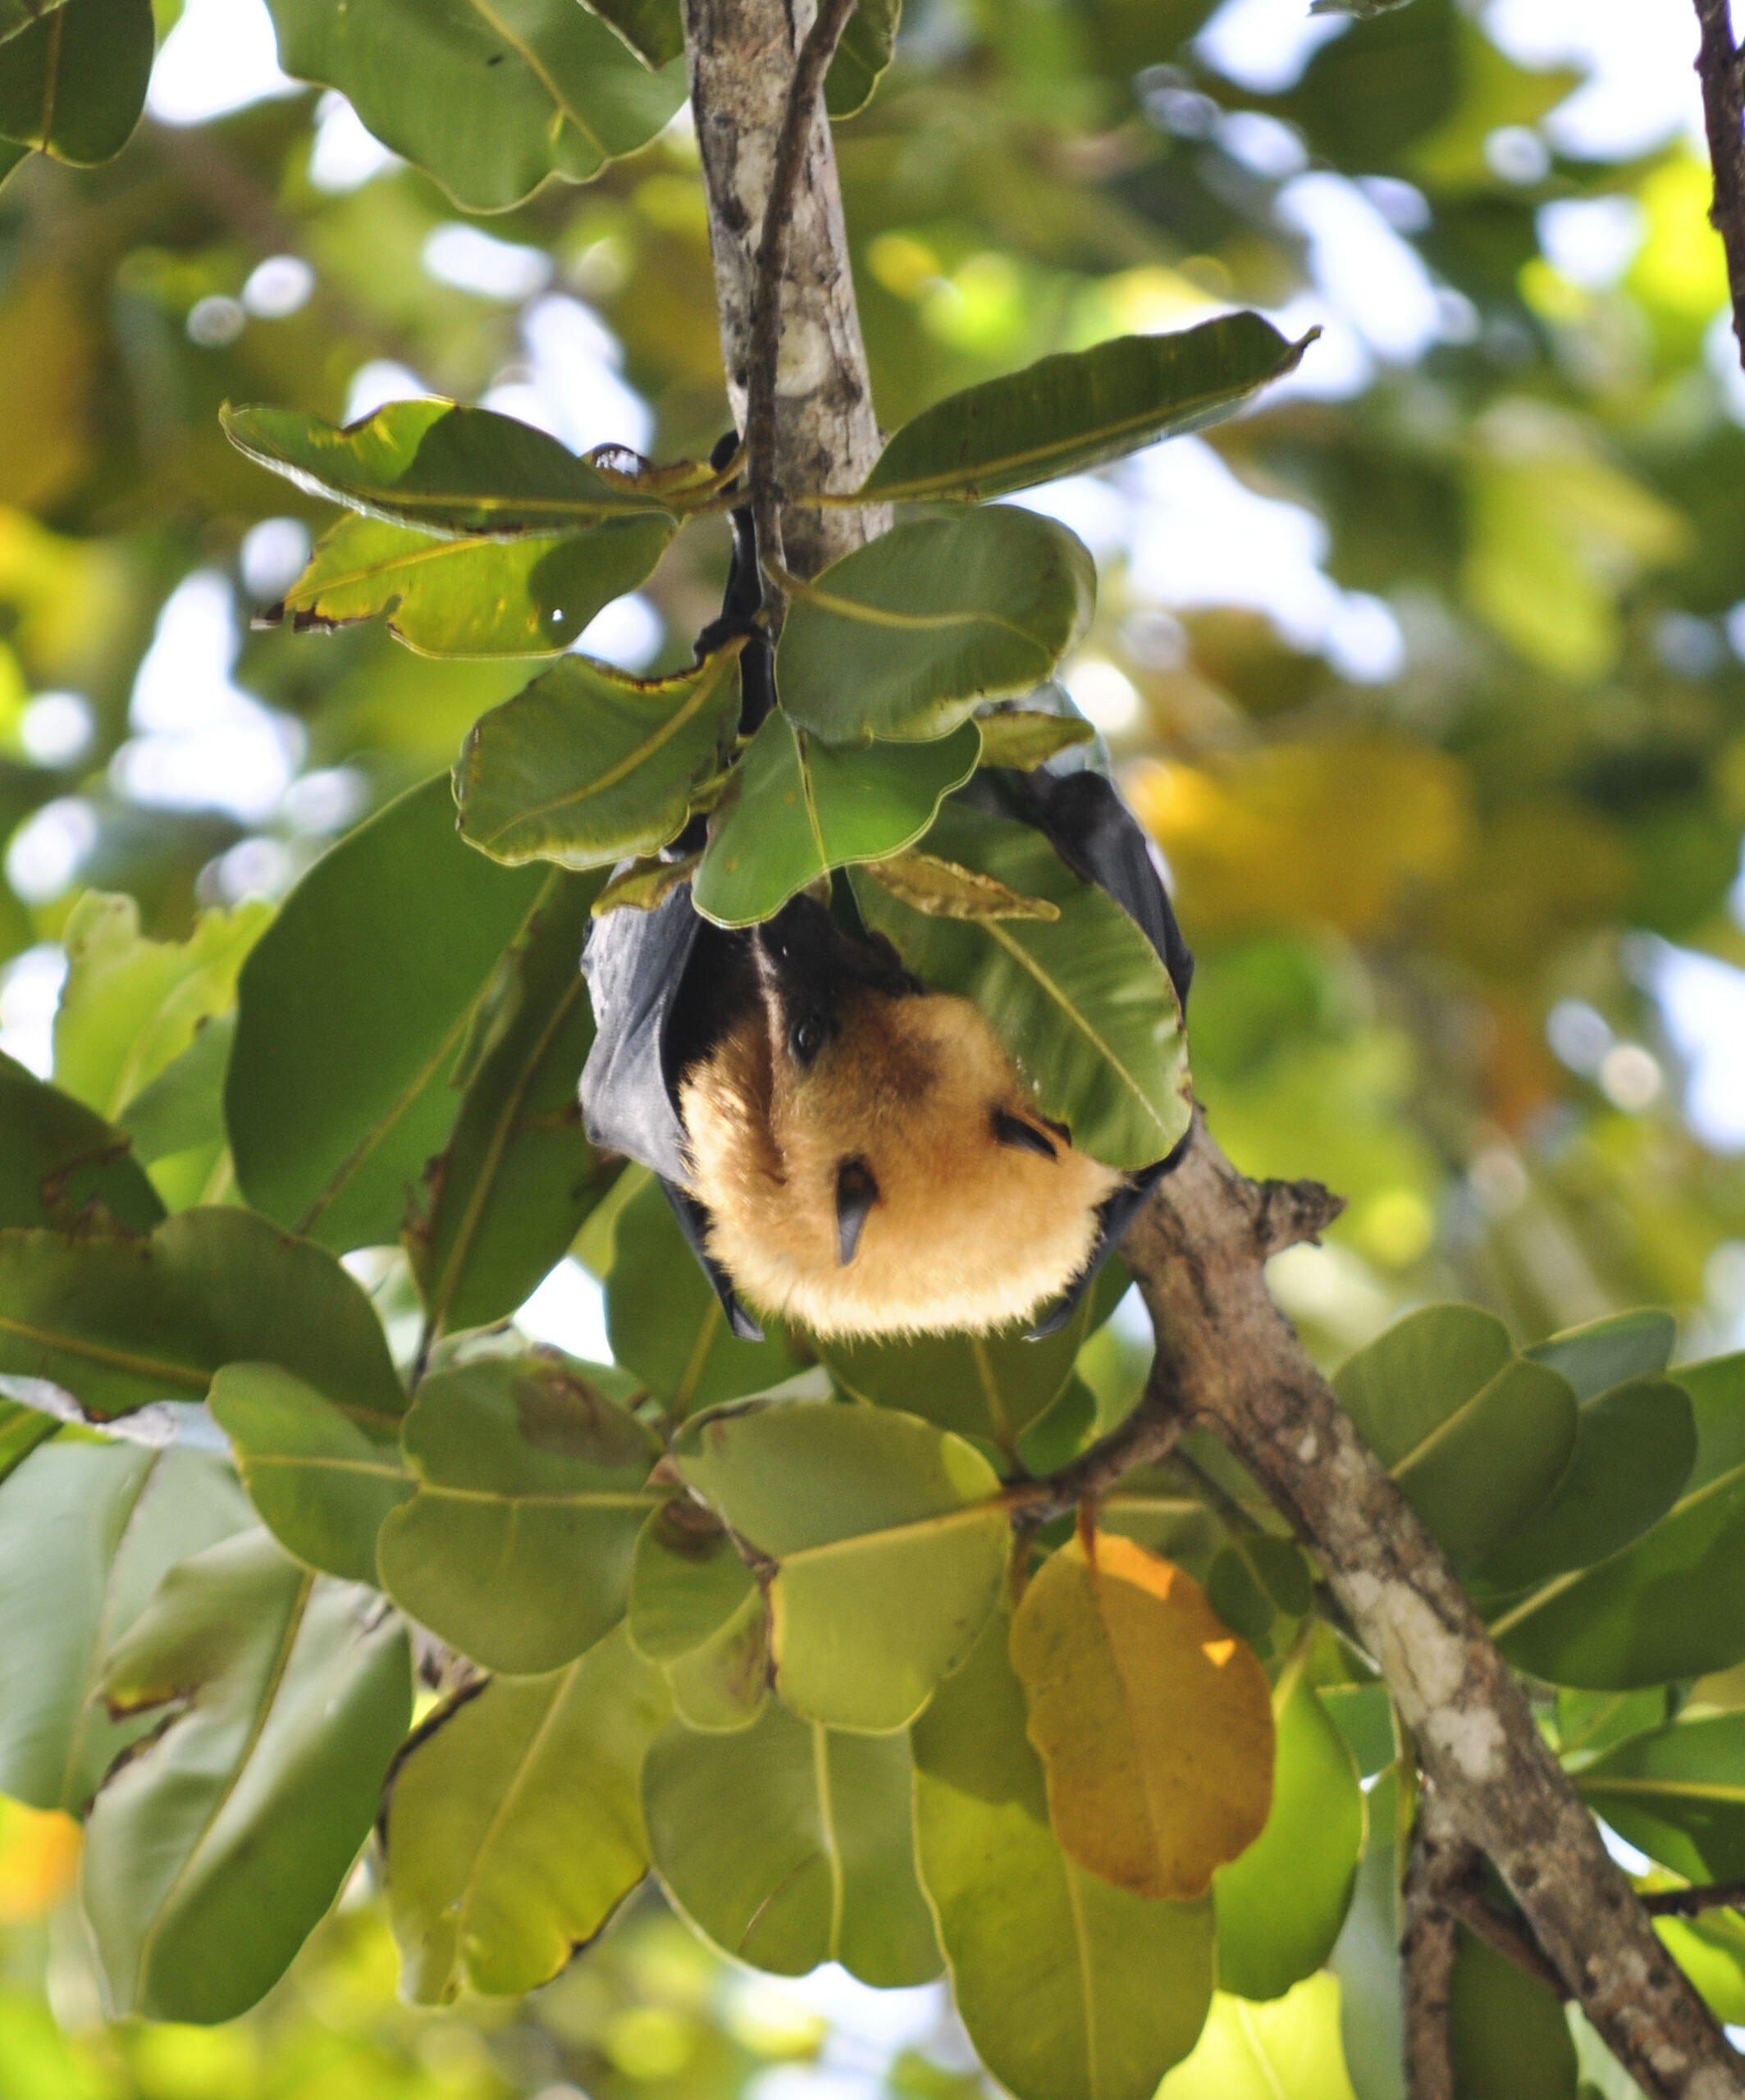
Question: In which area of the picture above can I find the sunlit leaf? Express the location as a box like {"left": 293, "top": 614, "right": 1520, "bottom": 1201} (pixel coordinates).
{"left": 228, "top": 774, "right": 549, "bottom": 1252}
{"left": 0, "top": 1441, "right": 251, "bottom": 1815}
{"left": 671, "top": 1400, "right": 1007, "bottom": 1731}
{"left": 269, "top": 511, "right": 676, "bottom": 657}
{"left": 628, "top": 1500, "right": 758, "bottom": 1665}
{"left": 377, "top": 1356, "right": 660, "bottom": 1673}
{"left": 1448, "top": 1928, "right": 1577, "bottom": 2100}
{"left": 222, "top": 399, "right": 683, "bottom": 538}
{"left": 385, "top": 1624, "right": 670, "bottom": 2002}
{"left": 974, "top": 706, "right": 1097, "bottom": 771}
{"left": 858, "top": 313, "right": 1313, "bottom": 503}
{"left": 263, "top": 0, "right": 686, "bottom": 211}
{"left": 665, "top": 1586, "right": 771, "bottom": 1731}
{"left": 0, "top": 0, "right": 153, "bottom": 167}
{"left": 644, "top": 1700, "right": 941, "bottom": 1984}
{"left": 0, "top": 1208, "right": 406, "bottom": 1423}
{"left": 0, "top": 1050, "right": 162, "bottom": 1233}
{"left": 82, "top": 1530, "right": 412, "bottom": 2022}
{"left": 852, "top": 799, "right": 1190, "bottom": 1168}
{"left": 407, "top": 871, "right": 617, "bottom": 1337}
{"left": 1010, "top": 1533, "right": 1273, "bottom": 1901}
{"left": 913, "top": 1607, "right": 1214, "bottom": 2100}
{"left": 1160, "top": 1976, "right": 1359, "bottom": 2100}
{"left": 208, "top": 1363, "right": 413, "bottom": 1585}
{"left": 775, "top": 509, "right": 1093, "bottom": 742}
{"left": 692, "top": 714, "right": 981, "bottom": 929}
{"left": 1574, "top": 1711, "right": 1745, "bottom": 1885}
{"left": 456, "top": 649, "right": 742, "bottom": 871}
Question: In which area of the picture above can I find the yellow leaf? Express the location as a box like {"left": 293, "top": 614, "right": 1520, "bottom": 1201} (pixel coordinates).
{"left": 1010, "top": 1533, "right": 1274, "bottom": 1901}
{"left": 0, "top": 1798, "right": 80, "bottom": 1921}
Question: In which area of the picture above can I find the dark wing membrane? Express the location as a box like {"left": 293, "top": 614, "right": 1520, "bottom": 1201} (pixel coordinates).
{"left": 578, "top": 883, "right": 703, "bottom": 1185}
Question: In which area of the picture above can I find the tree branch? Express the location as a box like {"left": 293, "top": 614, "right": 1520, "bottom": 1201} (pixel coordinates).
{"left": 1645, "top": 1883, "right": 1745, "bottom": 1920}
{"left": 1403, "top": 1792, "right": 1467, "bottom": 2100}
{"left": 1695, "top": 0, "right": 1745, "bottom": 370}
{"left": 1122, "top": 1112, "right": 1744, "bottom": 2100}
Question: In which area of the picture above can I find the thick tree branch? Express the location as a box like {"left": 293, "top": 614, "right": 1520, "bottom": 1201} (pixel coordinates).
{"left": 1123, "top": 1113, "right": 1743, "bottom": 2100}
{"left": 1695, "top": 0, "right": 1745, "bottom": 369}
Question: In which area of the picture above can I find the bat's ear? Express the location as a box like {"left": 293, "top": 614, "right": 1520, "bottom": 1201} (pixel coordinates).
{"left": 1024, "top": 1125, "right": 1192, "bottom": 1340}
{"left": 662, "top": 1179, "right": 765, "bottom": 1342}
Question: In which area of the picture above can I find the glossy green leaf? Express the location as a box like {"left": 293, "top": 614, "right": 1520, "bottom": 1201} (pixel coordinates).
{"left": 644, "top": 1700, "right": 941, "bottom": 1984}
{"left": 82, "top": 1530, "right": 412, "bottom": 2023}
{"left": 0, "top": 1208, "right": 406, "bottom": 1423}
{"left": 627, "top": 1500, "right": 759, "bottom": 1664}
{"left": 692, "top": 714, "right": 982, "bottom": 929}
{"left": 385, "top": 1625, "right": 671, "bottom": 2002}
{"left": 1525, "top": 1308, "right": 1676, "bottom": 1401}
{"left": 271, "top": 511, "right": 676, "bottom": 657}
{"left": 1574, "top": 1712, "right": 1745, "bottom": 1884}
{"left": 0, "top": 0, "right": 153, "bottom": 165}
{"left": 54, "top": 891, "right": 269, "bottom": 1126}
{"left": 1473, "top": 1376, "right": 1694, "bottom": 1593}
{"left": 1215, "top": 1667, "right": 1364, "bottom": 2002}
{"left": 852, "top": 799, "right": 1190, "bottom": 1168}
{"left": 605, "top": 1172, "right": 803, "bottom": 1413}
{"left": 0, "top": 1051, "right": 162, "bottom": 1233}
{"left": 585, "top": 0, "right": 682, "bottom": 67}
{"left": 223, "top": 399, "right": 683, "bottom": 537}
{"left": 208, "top": 1363, "right": 413, "bottom": 1585}
{"left": 262, "top": 0, "right": 686, "bottom": 211}
{"left": 456, "top": 649, "right": 742, "bottom": 870}
{"left": 774, "top": 509, "right": 1094, "bottom": 743}
{"left": 859, "top": 313, "right": 1314, "bottom": 504}
{"left": 672, "top": 1400, "right": 1007, "bottom": 1731}
{"left": 407, "top": 871, "right": 616, "bottom": 1337}
{"left": 0, "top": 1441, "right": 251, "bottom": 1815}
{"left": 912, "top": 1607, "right": 1214, "bottom": 2100}
{"left": 1333, "top": 1307, "right": 1578, "bottom": 1569}
{"left": 377, "top": 1356, "right": 659, "bottom": 1673}
{"left": 1160, "top": 1976, "right": 1359, "bottom": 2100}
{"left": 228, "top": 774, "right": 548, "bottom": 1251}
{"left": 1447, "top": 1927, "right": 1578, "bottom": 2100}
{"left": 825, "top": 0, "right": 899, "bottom": 114}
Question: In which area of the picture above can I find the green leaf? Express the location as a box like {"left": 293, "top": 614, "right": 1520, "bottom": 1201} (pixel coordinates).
{"left": 262, "top": 0, "right": 686, "bottom": 212}
{"left": 665, "top": 1586, "right": 771, "bottom": 1732}
{"left": 859, "top": 313, "right": 1314, "bottom": 504}
{"left": 628, "top": 1500, "right": 759, "bottom": 1664}
{"left": 644, "top": 1700, "right": 941, "bottom": 1984}
{"left": 774, "top": 509, "right": 1093, "bottom": 743}
{"left": 407, "top": 872, "right": 616, "bottom": 1337}
{"left": 222, "top": 399, "right": 684, "bottom": 538}
{"left": 975, "top": 706, "right": 1098, "bottom": 772}
{"left": 385, "top": 1624, "right": 671, "bottom": 2002}
{"left": 1447, "top": 1927, "right": 1578, "bottom": 2100}
{"left": 1653, "top": 1910, "right": 1745, "bottom": 2028}
{"left": 54, "top": 890, "right": 270, "bottom": 1125}
{"left": 1472, "top": 1376, "right": 1695, "bottom": 1594}
{"left": 692, "top": 714, "right": 982, "bottom": 929}
{"left": 377, "top": 1356, "right": 659, "bottom": 1673}
{"left": 0, "top": 1441, "right": 251, "bottom": 1815}
{"left": 227, "top": 774, "right": 548, "bottom": 1252}
{"left": 816, "top": 1289, "right": 1103, "bottom": 1460}
{"left": 272, "top": 512, "right": 677, "bottom": 658}
{"left": 0, "top": 1, "right": 69, "bottom": 44}
{"left": 0, "top": 0, "right": 153, "bottom": 167}
{"left": 605, "top": 1173, "right": 804, "bottom": 1413}
{"left": 1215, "top": 1667, "right": 1364, "bottom": 2002}
{"left": 1206, "top": 1535, "right": 1313, "bottom": 1645}
{"left": 82, "top": 1530, "right": 412, "bottom": 2024}
{"left": 1574, "top": 1712, "right": 1745, "bottom": 1885}
{"left": 118, "top": 1014, "right": 233, "bottom": 1172}
{"left": 1159, "top": 1976, "right": 1360, "bottom": 2100}
{"left": 0, "top": 1401, "right": 55, "bottom": 1486}
{"left": 456, "top": 649, "right": 742, "bottom": 871}
{"left": 825, "top": 0, "right": 898, "bottom": 115}
{"left": 1525, "top": 1308, "right": 1676, "bottom": 1401}
{"left": 0, "top": 1208, "right": 406, "bottom": 1423}
{"left": 912, "top": 1606, "right": 1214, "bottom": 2100}
{"left": 671, "top": 1401, "right": 1007, "bottom": 1732}
{"left": 851, "top": 799, "right": 1190, "bottom": 1169}
{"left": 1327, "top": 1768, "right": 1405, "bottom": 2100}
{"left": 0, "top": 1051, "right": 162, "bottom": 1233}
{"left": 584, "top": 0, "right": 683, "bottom": 68}
{"left": 1333, "top": 1307, "right": 1578, "bottom": 1569}
{"left": 208, "top": 1363, "right": 413, "bottom": 1585}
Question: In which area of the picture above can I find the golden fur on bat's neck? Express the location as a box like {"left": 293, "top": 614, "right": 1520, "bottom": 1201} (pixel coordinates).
{"left": 678, "top": 984, "right": 1121, "bottom": 1338}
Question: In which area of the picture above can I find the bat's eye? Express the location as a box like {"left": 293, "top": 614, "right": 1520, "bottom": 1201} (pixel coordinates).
{"left": 790, "top": 1011, "right": 829, "bottom": 1065}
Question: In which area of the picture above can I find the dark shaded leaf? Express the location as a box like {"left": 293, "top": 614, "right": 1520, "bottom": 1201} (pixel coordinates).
{"left": 0, "top": 0, "right": 153, "bottom": 166}
{"left": 0, "top": 1049, "right": 162, "bottom": 1233}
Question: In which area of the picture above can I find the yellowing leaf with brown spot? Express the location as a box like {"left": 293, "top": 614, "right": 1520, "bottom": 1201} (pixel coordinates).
{"left": 1011, "top": 1533, "right": 1274, "bottom": 1900}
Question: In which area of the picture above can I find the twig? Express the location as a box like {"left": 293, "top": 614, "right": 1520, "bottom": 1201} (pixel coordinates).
{"left": 1643, "top": 1881, "right": 1745, "bottom": 1920}
{"left": 1694, "top": 0, "right": 1745, "bottom": 369}
{"left": 1442, "top": 1878, "right": 1570, "bottom": 2002}
{"left": 743, "top": 0, "right": 861, "bottom": 622}
{"left": 1008, "top": 1353, "right": 1188, "bottom": 1525}
{"left": 1403, "top": 1793, "right": 1468, "bottom": 2100}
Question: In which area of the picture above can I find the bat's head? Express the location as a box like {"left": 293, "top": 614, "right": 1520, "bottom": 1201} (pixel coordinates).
{"left": 677, "top": 896, "right": 1124, "bottom": 1338}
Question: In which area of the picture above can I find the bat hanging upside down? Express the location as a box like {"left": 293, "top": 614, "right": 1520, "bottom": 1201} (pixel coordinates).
{"left": 675, "top": 896, "right": 1124, "bottom": 1340}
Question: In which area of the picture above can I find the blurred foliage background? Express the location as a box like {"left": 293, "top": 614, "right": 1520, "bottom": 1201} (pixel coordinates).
{"left": 2, "top": 0, "right": 1743, "bottom": 2089}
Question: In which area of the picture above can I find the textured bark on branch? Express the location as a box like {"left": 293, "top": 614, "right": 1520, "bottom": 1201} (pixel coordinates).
{"left": 1403, "top": 1792, "right": 1466, "bottom": 2100}
{"left": 686, "top": 11, "right": 1743, "bottom": 2095}
{"left": 1695, "top": 0, "right": 1745, "bottom": 371}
